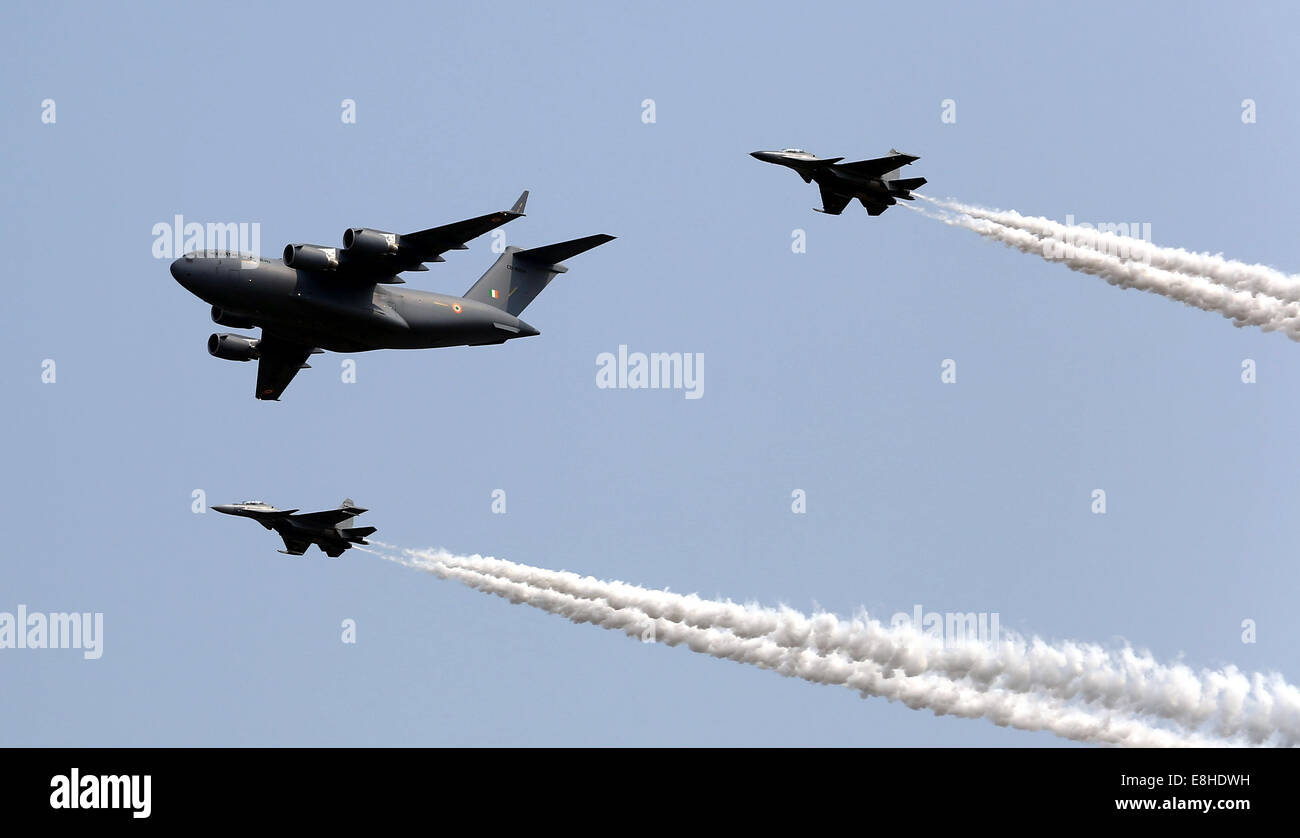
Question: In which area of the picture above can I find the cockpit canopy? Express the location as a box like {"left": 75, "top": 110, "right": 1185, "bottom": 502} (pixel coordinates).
{"left": 781, "top": 148, "right": 809, "bottom": 154}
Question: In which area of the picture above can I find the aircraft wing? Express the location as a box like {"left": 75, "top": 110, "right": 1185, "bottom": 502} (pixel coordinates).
{"left": 279, "top": 534, "right": 310, "bottom": 555}
{"left": 337, "top": 191, "right": 529, "bottom": 277}
{"left": 813, "top": 184, "right": 853, "bottom": 215}
{"left": 290, "top": 508, "right": 360, "bottom": 528}
{"left": 255, "top": 333, "right": 317, "bottom": 401}
{"left": 836, "top": 152, "right": 919, "bottom": 179}
{"left": 400, "top": 190, "right": 528, "bottom": 260}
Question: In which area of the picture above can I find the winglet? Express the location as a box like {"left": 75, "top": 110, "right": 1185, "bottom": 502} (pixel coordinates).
{"left": 510, "top": 190, "right": 529, "bottom": 216}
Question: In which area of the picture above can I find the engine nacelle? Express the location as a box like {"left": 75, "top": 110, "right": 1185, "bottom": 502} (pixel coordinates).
{"left": 208, "top": 333, "right": 261, "bottom": 362}
{"left": 211, "top": 306, "right": 256, "bottom": 329}
{"left": 343, "top": 227, "right": 400, "bottom": 256}
{"left": 283, "top": 243, "right": 339, "bottom": 270}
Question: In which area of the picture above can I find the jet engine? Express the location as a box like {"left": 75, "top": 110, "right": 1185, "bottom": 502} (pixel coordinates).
{"left": 343, "top": 227, "right": 400, "bottom": 256}
{"left": 208, "top": 333, "right": 261, "bottom": 362}
{"left": 283, "top": 244, "right": 339, "bottom": 270}
{"left": 211, "top": 306, "right": 256, "bottom": 329}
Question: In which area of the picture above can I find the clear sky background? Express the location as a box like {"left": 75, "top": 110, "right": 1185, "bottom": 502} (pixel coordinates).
{"left": 2, "top": 1, "right": 1298, "bottom": 746}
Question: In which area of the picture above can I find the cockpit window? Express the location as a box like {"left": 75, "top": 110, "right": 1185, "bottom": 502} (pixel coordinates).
{"left": 781, "top": 148, "right": 808, "bottom": 154}
{"left": 183, "top": 250, "right": 258, "bottom": 260}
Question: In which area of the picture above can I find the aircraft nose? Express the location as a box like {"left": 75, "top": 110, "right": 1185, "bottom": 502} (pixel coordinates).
{"left": 750, "top": 151, "right": 773, "bottom": 162}
{"left": 170, "top": 258, "right": 190, "bottom": 284}
{"left": 211, "top": 504, "right": 236, "bottom": 514}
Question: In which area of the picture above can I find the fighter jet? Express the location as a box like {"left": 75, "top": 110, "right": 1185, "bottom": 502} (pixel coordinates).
{"left": 750, "top": 148, "right": 927, "bottom": 216}
{"left": 171, "top": 191, "right": 615, "bottom": 400}
{"left": 213, "top": 499, "right": 376, "bottom": 557}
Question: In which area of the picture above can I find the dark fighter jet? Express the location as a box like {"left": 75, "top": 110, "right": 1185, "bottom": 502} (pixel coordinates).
{"left": 213, "top": 499, "right": 375, "bottom": 557}
{"left": 171, "top": 191, "right": 614, "bottom": 400}
{"left": 750, "top": 148, "right": 927, "bottom": 216}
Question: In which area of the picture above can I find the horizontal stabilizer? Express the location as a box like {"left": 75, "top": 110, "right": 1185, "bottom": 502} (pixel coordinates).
{"left": 517, "top": 234, "right": 616, "bottom": 267}
{"left": 341, "top": 526, "right": 377, "bottom": 541}
{"left": 888, "top": 176, "right": 927, "bottom": 191}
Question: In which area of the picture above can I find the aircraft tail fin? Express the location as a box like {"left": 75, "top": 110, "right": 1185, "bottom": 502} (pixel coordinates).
{"left": 463, "top": 234, "right": 615, "bottom": 316}
{"left": 338, "top": 498, "right": 356, "bottom": 530}
{"left": 878, "top": 149, "right": 901, "bottom": 181}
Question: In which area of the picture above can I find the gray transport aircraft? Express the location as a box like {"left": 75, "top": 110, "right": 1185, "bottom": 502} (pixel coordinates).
{"left": 213, "top": 499, "right": 375, "bottom": 557}
{"left": 171, "top": 191, "right": 614, "bottom": 399}
{"left": 750, "top": 148, "right": 927, "bottom": 215}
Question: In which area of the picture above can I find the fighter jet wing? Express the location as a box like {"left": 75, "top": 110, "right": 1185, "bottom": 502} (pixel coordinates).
{"left": 814, "top": 184, "right": 853, "bottom": 215}
{"left": 289, "top": 508, "right": 361, "bottom": 527}
{"left": 835, "top": 152, "right": 919, "bottom": 179}
{"left": 279, "top": 534, "right": 310, "bottom": 555}
{"left": 337, "top": 191, "right": 529, "bottom": 277}
{"left": 254, "top": 333, "right": 316, "bottom": 401}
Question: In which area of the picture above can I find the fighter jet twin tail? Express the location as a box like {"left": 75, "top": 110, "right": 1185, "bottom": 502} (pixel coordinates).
{"left": 172, "top": 190, "right": 614, "bottom": 401}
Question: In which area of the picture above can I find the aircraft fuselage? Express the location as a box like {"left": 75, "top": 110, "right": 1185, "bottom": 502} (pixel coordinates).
{"left": 811, "top": 168, "right": 895, "bottom": 204}
{"left": 172, "top": 254, "right": 538, "bottom": 353}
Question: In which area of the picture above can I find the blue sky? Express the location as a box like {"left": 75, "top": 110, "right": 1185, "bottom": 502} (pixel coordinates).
{"left": 2, "top": 0, "right": 1298, "bottom": 745}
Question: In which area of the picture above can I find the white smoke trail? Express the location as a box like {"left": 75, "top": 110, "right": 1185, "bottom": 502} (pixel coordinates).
{"left": 903, "top": 202, "right": 1300, "bottom": 340}
{"left": 373, "top": 544, "right": 1297, "bottom": 747}
{"left": 363, "top": 544, "right": 1240, "bottom": 747}
{"left": 921, "top": 195, "right": 1300, "bottom": 305}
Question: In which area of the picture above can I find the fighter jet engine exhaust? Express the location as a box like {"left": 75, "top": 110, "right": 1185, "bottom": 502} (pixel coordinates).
{"left": 906, "top": 197, "right": 1300, "bottom": 340}
{"left": 364, "top": 543, "right": 1299, "bottom": 747}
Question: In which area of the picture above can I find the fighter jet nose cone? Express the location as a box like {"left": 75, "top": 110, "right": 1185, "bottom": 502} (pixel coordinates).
{"left": 750, "top": 151, "right": 764, "bottom": 160}
{"left": 211, "top": 505, "right": 236, "bottom": 514}
{"left": 170, "top": 258, "right": 188, "bottom": 284}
